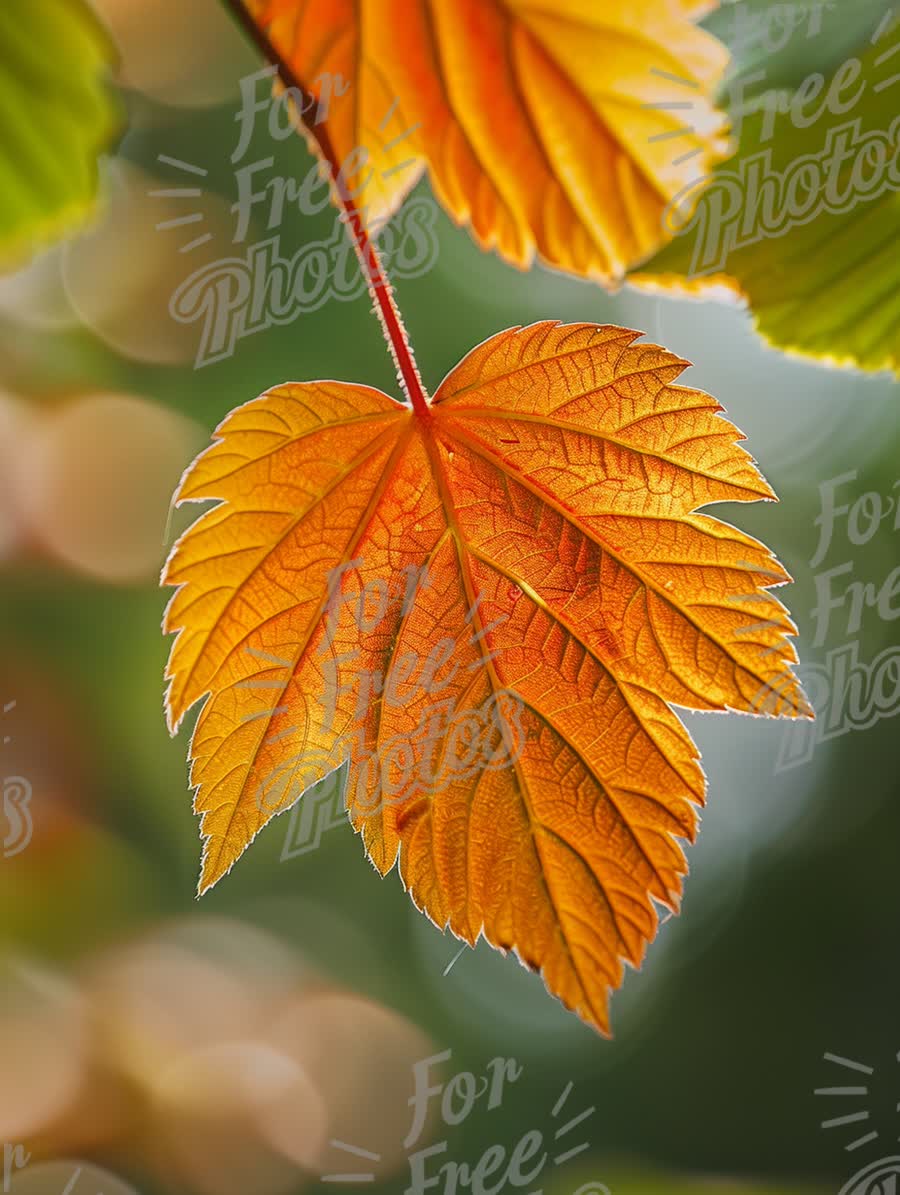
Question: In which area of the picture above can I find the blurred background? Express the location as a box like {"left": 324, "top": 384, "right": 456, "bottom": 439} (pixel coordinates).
{"left": 1, "top": 2, "right": 898, "bottom": 1194}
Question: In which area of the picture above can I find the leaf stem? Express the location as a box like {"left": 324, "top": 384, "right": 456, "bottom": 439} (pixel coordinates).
{"left": 220, "top": 0, "right": 431, "bottom": 416}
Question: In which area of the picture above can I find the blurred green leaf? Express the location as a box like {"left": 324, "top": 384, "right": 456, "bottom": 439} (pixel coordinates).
{"left": 554, "top": 1167, "right": 830, "bottom": 1195}
{"left": 632, "top": 13, "right": 900, "bottom": 375}
{"left": 704, "top": 0, "right": 889, "bottom": 100}
{"left": 0, "top": 0, "right": 120, "bottom": 267}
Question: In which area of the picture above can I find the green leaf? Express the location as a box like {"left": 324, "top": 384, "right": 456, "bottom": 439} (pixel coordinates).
{"left": 632, "top": 9, "right": 900, "bottom": 376}
{"left": 550, "top": 1171, "right": 830, "bottom": 1195}
{"left": 703, "top": 0, "right": 890, "bottom": 101}
{"left": 0, "top": 0, "right": 121, "bottom": 266}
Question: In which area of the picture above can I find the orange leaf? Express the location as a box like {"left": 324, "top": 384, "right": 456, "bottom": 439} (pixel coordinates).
{"left": 163, "top": 322, "right": 810, "bottom": 1035}
{"left": 240, "top": 0, "right": 731, "bottom": 283}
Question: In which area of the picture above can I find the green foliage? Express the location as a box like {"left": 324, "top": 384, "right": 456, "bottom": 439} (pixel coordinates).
{"left": 0, "top": 0, "right": 120, "bottom": 266}
{"left": 704, "top": 0, "right": 889, "bottom": 98}
{"left": 634, "top": 4, "right": 900, "bottom": 375}
{"left": 552, "top": 1171, "right": 830, "bottom": 1195}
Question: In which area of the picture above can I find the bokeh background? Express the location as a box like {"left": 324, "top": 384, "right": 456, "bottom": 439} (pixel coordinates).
{"left": 1, "top": 2, "right": 898, "bottom": 1194}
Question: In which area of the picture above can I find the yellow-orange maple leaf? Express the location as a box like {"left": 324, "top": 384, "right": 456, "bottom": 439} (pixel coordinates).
{"left": 163, "top": 321, "right": 809, "bottom": 1035}
{"left": 239, "top": 0, "right": 730, "bottom": 283}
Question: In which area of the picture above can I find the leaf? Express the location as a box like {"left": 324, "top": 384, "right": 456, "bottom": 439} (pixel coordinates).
{"left": 701, "top": 0, "right": 890, "bottom": 101}
{"left": 632, "top": 13, "right": 900, "bottom": 374}
{"left": 551, "top": 1168, "right": 830, "bottom": 1195}
{"left": 163, "top": 321, "right": 810, "bottom": 1036}
{"left": 240, "top": 0, "right": 731, "bottom": 284}
{"left": 0, "top": 0, "right": 120, "bottom": 266}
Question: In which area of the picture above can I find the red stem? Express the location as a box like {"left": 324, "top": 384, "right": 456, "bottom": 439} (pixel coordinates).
{"left": 335, "top": 189, "right": 432, "bottom": 418}
{"left": 221, "top": 0, "right": 431, "bottom": 416}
